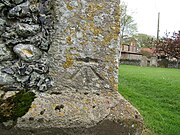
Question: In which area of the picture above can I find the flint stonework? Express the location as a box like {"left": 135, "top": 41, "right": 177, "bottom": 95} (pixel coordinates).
{"left": 0, "top": 0, "right": 53, "bottom": 91}
{"left": 0, "top": 0, "right": 144, "bottom": 134}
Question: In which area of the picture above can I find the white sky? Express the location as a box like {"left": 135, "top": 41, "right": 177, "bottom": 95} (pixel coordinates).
{"left": 123, "top": 0, "right": 180, "bottom": 37}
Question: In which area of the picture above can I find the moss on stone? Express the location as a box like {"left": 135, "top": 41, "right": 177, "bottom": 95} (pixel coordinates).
{"left": 0, "top": 90, "right": 35, "bottom": 122}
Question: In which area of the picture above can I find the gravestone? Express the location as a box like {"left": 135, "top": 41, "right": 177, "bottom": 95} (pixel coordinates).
{"left": 140, "top": 56, "right": 148, "bottom": 67}
{"left": 150, "top": 57, "right": 157, "bottom": 67}
{"left": 0, "top": 0, "right": 143, "bottom": 134}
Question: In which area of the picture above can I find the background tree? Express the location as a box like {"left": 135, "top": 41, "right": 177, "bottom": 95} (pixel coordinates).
{"left": 134, "top": 33, "right": 155, "bottom": 48}
{"left": 120, "top": 2, "right": 137, "bottom": 43}
{"left": 154, "top": 31, "right": 180, "bottom": 61}
{"left": 133, "top": 33, "right": 155, "bottom": 48}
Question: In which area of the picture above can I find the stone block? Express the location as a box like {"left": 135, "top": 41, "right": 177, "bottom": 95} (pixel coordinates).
{"left": 49, "top": 0, "right": 121, "bottom": 93}
{"left": 0, "top": 92, "right": 143, "bottom": 135}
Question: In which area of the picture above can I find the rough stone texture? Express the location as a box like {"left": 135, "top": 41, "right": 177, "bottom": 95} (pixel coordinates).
{"left": 0, "top": 42, "right": 13, "bottom": 62}
{"left": 0, "top": 91, "right": 143, "bottom": 135}
{"left": 0, "top": 65, "right": 15, "bottom": 85}
{"left": 120, "top": 59, "right": 141, "bottom": 66}
{"left": 13, "top": 44, "right": 42, "bottom": 62}
{"left": 2, "top": 91, "right": 19, "bottom": 100}
{"left": 0, "top": 0, "right": 54, "bottom": 91}
{"left": 49, "top": 0, "right": 120, "bottom": 93}
{"left": 0, "top": 0, "right": 144, "bottom": 134}
{"left": 15, "top": 23, "right": 40, "bottom": 37}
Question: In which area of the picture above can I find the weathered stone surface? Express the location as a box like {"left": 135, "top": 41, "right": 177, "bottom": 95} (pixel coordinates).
{"left": 13, "top": 44, "right": 42, "bottom": 62}
{"left": 0, "top": 91, "right": 143, "bottom": 135}
{"left": 8, "top": 1, "right": 30, "bottom": 18}
{"left": 15, "top": 23, "right": 40, "bottom": 37}
{"left": 140, "top": 56, "right": 148, "bottom": 67}
{"left": 1, "top": 0, "right": 11, "bottom": 7}
{"left": 0, "top": 68, "right": 15, "bottom": 85}
{"left": 0, "top": 3, "right": 5, "bottom": 11}
{"left": 49, "top": 0, "right": 120, "bottom": 93}
{"left": 0, "top": 0, "right": 54, "bottom": 91}
{"left": 0, "top": 43, "right": 13, "bottom": 61}
{"left": 0, "top": 58, "right": 52, "bottom": 91}
{"left": 150, "top": 57, "right": 157, "bottom": 67}
{"left": 0, "top": 18, "right": 6, "bottom": 35}
{"left": 0, "top": 91, "right": 5, "bottom": 97}
{"left": 2, "top": 91, "right": 19, "bottom": 100}
{"left": 12, "top": 0, "right": 24, "bottom": 5}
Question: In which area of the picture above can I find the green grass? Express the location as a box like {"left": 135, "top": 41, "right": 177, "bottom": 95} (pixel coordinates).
{"left": 118, "top": 65, "right": 180, "bottom": 135}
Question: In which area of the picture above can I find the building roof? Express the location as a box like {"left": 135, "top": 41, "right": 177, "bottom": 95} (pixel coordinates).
{"left": 141, "top": 48, "right": 156, "bottom": 54}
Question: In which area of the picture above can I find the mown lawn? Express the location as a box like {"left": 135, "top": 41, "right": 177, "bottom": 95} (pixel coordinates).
{"left": 118, "top": 65, "right": 180, "bottom": 135}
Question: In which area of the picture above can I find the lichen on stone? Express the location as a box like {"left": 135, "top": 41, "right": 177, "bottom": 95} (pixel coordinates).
{"left": 66, "top": 3, "right": 74, "bottom": 11}
{"left": 66, "top": 36, "right": 73, "bottom": 45}
{"left": 63, "top": 54, "right": 74, "bottom": 69}
{"left": 0, "top": 90, "right": 35, "bottom": 122}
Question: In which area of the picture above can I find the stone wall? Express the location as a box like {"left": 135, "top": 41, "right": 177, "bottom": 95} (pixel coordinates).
{"left": 0, "top": 0, "right": 55, "bottom": 92}
{"left": 168, "top": 61, "right": 180, "bottom": 68}
{"left": 120, "top": 59, "right": 141, "bottom": 66}
{"left": 158, "top": 59, "right": 180, "bottom": 68}
{"left": 150, "top": 57, "right": 157, "bottom": 67}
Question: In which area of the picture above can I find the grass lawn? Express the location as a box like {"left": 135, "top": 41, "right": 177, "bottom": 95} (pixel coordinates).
{"left": 118, "top": 65, "right": 180, "bottom": 135}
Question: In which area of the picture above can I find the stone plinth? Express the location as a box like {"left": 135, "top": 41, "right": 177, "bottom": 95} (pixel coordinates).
{"left": 0, "top": 91, "right": 143, "bottom": 135}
